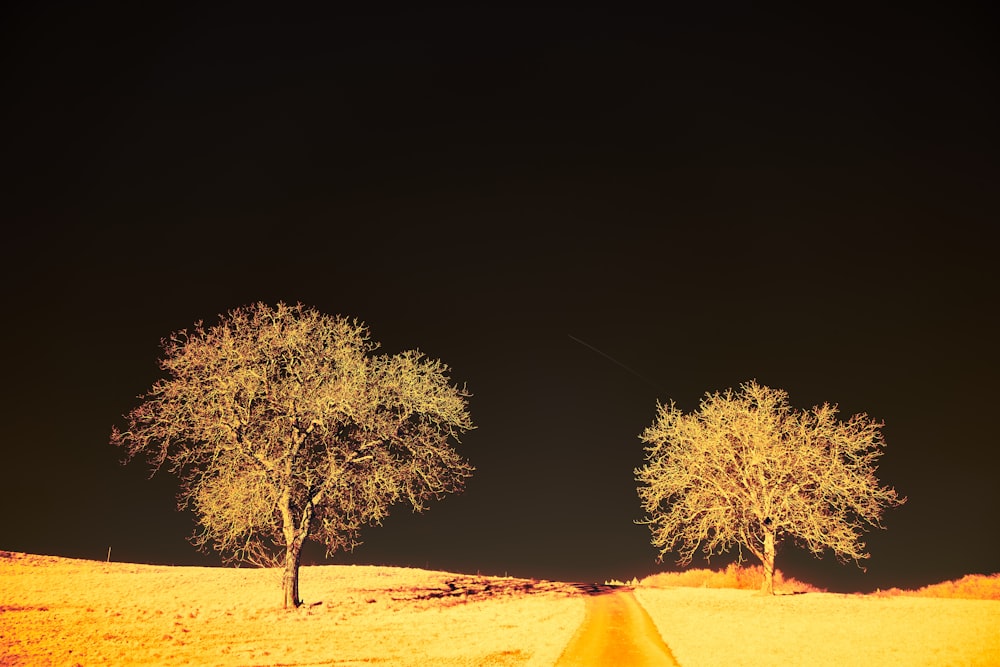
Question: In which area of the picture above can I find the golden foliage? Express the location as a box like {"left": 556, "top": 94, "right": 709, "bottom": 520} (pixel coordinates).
{"left": 640, "top": 565, "right": 1000, "bottom": 601}
{"left": 873, "top": 573, "right": 1000, "bottom": 601}
{"left": 639, "top": 563, "right": 824, "bottom": 594}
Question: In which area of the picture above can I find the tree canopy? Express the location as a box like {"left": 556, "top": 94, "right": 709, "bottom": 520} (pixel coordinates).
{"left": 635, "top": 380, "right": 905, "bottom": 594}
{"left": 111, "top": 302, "right": 475, "bottom": 607}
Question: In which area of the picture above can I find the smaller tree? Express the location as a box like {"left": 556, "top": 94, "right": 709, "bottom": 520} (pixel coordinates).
{"left": 635, "top": 380, "right": 905, "bottom": 594}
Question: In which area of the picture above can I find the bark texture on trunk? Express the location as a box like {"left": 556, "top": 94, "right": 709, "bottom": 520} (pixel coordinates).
{"left": 283, "top": 541, "right": 302, "bottom": 609}
{"left": 277, "top": 473, "right": 315, "bottom": 609}
{"left": 761, "top": 528, "right": 776, "bottom": 595}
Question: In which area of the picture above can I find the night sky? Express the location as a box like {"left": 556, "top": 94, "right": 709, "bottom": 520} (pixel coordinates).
{"left": 3, "top": 5, "right": 997, "bottom": 593}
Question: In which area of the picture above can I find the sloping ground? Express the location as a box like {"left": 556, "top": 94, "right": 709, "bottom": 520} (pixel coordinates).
{"left": 634, "top": 586, "right": 1000, "bottom": 666}
{"left": 5, "top": 551, "right": 999, "bottom": 666}
{"left": 0, "top": 552, "right": 586, "bottom": 666}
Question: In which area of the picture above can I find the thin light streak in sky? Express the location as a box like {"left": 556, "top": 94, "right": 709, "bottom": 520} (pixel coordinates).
{"left": 568, "top": 334, "right": 662, "bottom": 392}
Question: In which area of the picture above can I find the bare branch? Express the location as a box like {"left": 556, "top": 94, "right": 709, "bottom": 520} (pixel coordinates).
{"left": 635, "top": 380, "right": 906, "bottom": 594}
{"left": 111, "top": 302, "right": 475, "bottom": 606}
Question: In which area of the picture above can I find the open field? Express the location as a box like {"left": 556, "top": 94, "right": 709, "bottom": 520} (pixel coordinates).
{"left": 2, "top": 551, "right": 998, "bottom": 666}
{"left": 634, "top": 565, "right": 1000, "bottom": 666}
{"left": 635, "top": 586, "right": 1000, "bottom": 666}
{"left": 0, "top": 551, "right": 585, "bottom": 666}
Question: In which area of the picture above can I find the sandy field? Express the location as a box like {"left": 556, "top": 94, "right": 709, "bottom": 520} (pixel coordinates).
{"left": 2, "top": 551, "right": 998, "bottom": 666}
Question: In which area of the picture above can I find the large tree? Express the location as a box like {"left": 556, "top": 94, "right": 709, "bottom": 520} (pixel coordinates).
{"left": 635, "top": 380, "right": 905, "bottom": 594}
{"left": 111, "top": 302, "right": 474, "bottom": 608}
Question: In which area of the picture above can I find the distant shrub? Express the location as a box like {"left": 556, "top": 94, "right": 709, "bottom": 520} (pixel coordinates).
{"left": 603, "top": 577, "right": 640, "bottom": 587}
{"left": 874, "top": 573, "right": 1000, "bottom": 601}
{"left": 640, "top": 563, "right": 823, "bottom": 594}
{"left": 640, "top": 567, "right": 1000, "bottom": 600}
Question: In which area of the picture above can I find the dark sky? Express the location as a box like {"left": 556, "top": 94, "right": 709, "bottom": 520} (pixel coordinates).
{"left": 2, "top": 5, "right": 997, "bottom": 593}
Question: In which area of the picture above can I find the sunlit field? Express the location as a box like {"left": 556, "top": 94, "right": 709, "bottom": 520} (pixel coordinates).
{"left": 2, "top": 551, "right": 998, "bottom": 666}
{"left": 0, "top": 552, "right": 585, "bottom": 666}
{"left": 635, "top": 566, "right": 1000, "bottom": 666}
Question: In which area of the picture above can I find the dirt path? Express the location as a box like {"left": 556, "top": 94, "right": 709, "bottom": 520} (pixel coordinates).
{"left": 555, "top": 586, "right": 678, "bottom": 666}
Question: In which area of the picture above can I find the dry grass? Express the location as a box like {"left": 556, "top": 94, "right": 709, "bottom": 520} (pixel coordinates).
{"left": 635, "top": 565, "right": 1000, "bottom": 666}
{"left": 639, "top": 562, "right": 1000, "bottom": 600}
{"left": 872, "top": 572, "right": 1000, "bottom": 601}
{"left": 639, "top": 562, "right": 824, "bottom": 594}
{"left": 0, "top": 551, "right": 585, "bottom": 666}
{"left": 3, "top": 552, "right": 999, "bottom": 666}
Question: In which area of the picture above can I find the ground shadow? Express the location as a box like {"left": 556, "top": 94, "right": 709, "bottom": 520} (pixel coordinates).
{"left": 382, "top": 575, "right": 624, "bottom": 606}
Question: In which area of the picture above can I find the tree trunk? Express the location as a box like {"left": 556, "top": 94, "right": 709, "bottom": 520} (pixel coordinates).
{"left": 282, "top": 540, "right": 303, "bottom": 609}
{"left": 761, "top": 528, "right": 776, "bottom": 595}
{"left": 278, "top": 479, "right": 316, "bottom": 609}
